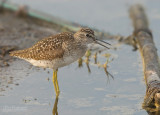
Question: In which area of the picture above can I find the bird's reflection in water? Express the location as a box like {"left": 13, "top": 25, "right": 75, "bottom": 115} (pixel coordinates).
{"left": 52, "top": 96, "right": 59, "bottom": 115}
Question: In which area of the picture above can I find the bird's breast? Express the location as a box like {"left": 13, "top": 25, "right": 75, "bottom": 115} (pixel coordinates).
{"left": 63, "top": 47, "right": 87, "bottom": 64}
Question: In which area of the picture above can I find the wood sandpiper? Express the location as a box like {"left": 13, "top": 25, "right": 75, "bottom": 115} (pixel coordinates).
{"left": 10, "top": 28, "right": 111, "bottom": 96}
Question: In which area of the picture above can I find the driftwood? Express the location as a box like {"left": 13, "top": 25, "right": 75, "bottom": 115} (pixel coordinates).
{"left": 129, "top": 5, "right": 160, "bottom": 109}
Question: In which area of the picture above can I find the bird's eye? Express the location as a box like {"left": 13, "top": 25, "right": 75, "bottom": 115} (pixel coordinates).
{"left": 86, "top": 34, "right": 90, "bottom": 37}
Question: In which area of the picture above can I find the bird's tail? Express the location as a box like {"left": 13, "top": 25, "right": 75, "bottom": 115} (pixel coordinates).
{"left": 10, "top": 49, "right": 28, "bottom": 58}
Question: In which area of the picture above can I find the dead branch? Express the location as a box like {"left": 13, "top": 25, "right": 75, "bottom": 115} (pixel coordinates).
{"left": 129, "top": 4, "right": 160, "bottom": 109}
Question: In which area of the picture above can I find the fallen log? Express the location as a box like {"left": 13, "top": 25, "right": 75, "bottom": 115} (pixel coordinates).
{"left": 129, "top": 4, "right": 160, "bottom": 109}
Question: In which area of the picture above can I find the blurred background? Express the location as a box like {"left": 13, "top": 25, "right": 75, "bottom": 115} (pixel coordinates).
{"left": 0, "top": 0, "right": 160, "bottom": 115}
{"left": 11, "top": 0, "right": 160, "bottom": 35}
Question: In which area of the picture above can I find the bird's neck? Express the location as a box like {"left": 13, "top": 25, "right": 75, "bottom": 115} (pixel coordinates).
{"left": 74, "top": 39, "right": 87, "bottom": 50}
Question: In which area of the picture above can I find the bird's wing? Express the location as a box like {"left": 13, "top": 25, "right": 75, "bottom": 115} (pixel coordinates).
{"left": 10, "top": 32, "right": 74, "bottom": 60}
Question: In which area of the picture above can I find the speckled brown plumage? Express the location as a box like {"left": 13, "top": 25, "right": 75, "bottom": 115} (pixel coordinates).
{"left": 10, "top": 32, "right": 74, "bottom": 60}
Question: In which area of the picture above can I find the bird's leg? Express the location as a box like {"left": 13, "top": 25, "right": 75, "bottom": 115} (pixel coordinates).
{"left": 52, "top": 96, "right": 59, "bottom": 115}
{"left": 55, "top": 69, "right": 60, "bottom": 94}
{"left": 52, "top": 70, "right": 58, "bottom": 95}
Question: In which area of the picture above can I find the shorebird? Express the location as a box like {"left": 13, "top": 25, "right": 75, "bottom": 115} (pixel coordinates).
{"left": 10, "top": 28, "right": 110, "bottom": 96}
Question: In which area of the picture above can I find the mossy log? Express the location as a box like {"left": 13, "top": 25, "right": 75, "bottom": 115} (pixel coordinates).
{"left": 130, "top": 4, "right": 160, "bottom": 109}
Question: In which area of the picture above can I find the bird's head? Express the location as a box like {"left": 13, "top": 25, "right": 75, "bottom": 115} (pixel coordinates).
{"left": 74, "top": 28, "right": 110, "bottom": 49}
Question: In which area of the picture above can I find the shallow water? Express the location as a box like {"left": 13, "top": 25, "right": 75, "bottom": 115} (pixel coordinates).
{"left": 1, "top": 0, "right": 160, "bottom": 115}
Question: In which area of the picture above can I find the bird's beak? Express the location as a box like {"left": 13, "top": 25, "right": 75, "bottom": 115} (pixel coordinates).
{"left": 94, "top": 38, "right": 111, "bottom": 49}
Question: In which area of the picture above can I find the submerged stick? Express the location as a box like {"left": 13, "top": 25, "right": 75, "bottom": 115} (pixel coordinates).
{"left": 129, "top": 4, "right": 160, "bottom": 109}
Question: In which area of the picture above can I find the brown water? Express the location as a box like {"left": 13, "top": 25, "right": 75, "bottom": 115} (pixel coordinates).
{"left": 1, "top": 0, "right": 160, "bottom": 115}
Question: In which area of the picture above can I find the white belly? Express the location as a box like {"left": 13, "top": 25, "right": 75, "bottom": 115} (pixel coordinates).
{"left": 26, "top": 52, "right": 85, "bottom": 69}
